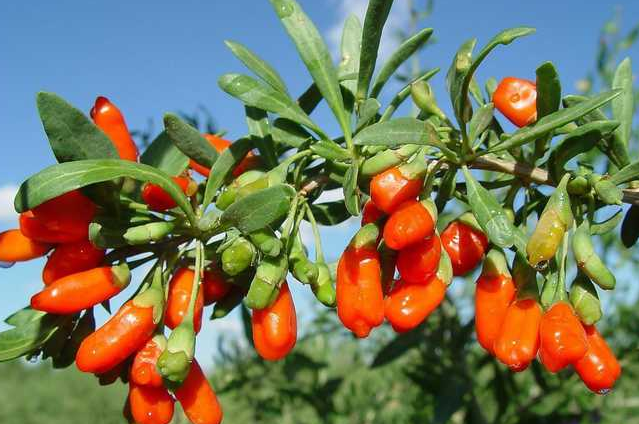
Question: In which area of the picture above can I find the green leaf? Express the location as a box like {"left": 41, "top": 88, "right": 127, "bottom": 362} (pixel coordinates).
{"left": 468, "top": 102, "right": 494, "bottom": 142}
{"left": 202, "top": 138, "right": 255, "bottom": 209}
{"left": 4, "top": 307, "right": 46, "bottom": 327}
{"left": 446, "top": 38, "right": 476, "bottom": 125}
{"left": 547, "top": 120, "right": 619, "bottom": 183}
{"left": 310, "top": 140, "right": 351, "bottom": 161}
{"left": 220, "top": 184, "right": 296, "bottom": 234}
{"left": 309, "top": 201, "right": 351, "bottom": 225}
{"left": 492, "top": 89, "right": 622, "bottom": 153}
{"left": 245, "top": 106, "right": 277, "bottom": 168}
{"left": 370, "top": 28, "right": 433, "bottom": 98}
{"left": 225, "top": 40, "right": 288, "bottom": 94}
{"left": 140, "top": 131, "right": 189, "bottom": 175}
{"left": 353, "top": 118, "right": 441, "bottom": 148}
{"left": 536, "top": 62, "right": 561, "bottom": 118}
{"left": 338, "top": 15, "right": 363, "bottom": 106}
{"left": 271, "top": 118, "right": 313, "bottom": 148}
{"left": 355, "top": 98, "right": 381, "bottom": 132}
{"left": 591, "top": 209, "right": 623, "bottom": 236}
{"left": 462, "top": 167, "right": 515, "bottom": 248}
{"left": 219, "top": 73, "right": 323, "bottom": 137}
{"left": 612, "top": 58, "right": 633, "bottom": 148}
{"left": 343, "top": 162, "right": 361, "bottom": 216}
{"left": 269, "top": 0, "right": 349, "bottom": 139}
{"left": 357, "top": 0, "right": 394, "bottom": 102}
{"left": 36, "top": 92, "right": 119, "bottom": 163}
{"left": 610, "top": 161, "right": 639, "bottom": 186}
{"left": 14, "top": 159, "right": 195, "bottom": 225}
{"left": 163, "top": 113, "right": 219, "bottom": 168}
{"left": 0, "top": 313, "right": 68, "bottom": 361}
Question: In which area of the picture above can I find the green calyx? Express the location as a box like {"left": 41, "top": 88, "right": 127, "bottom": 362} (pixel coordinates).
{"left": 110, "top": 263, "right": 132, "bottom": 289}
{"left": 123, "top": 222, "right": 176, "bottom": 245}
{"left": 221, "top": 237, "right": 257, "bottom": 276}
{"left": 411, "top": 81, "right": 446, "bottom": 120}
{"left": 420, "top": 199, "right": 439, "bottom": 223}
{"left": 588, "top": 174, "right": 623, "bottom": 206}
{"left": 350, "top": 223, "right": 380, "bottom": 250}
{"left": 216, "top": 170, "right": 267, "bottom": 210}
{"left": 398, "top": 147, "right": 429, "bottom": 180}
{"left": 480, "top": 249, "right": 511, "bottom": 279}
{"left": 312, "top": 262, "right": 336, "bottom": 307}
{"left": 566, "top": 175, "right": 591, "bottom": 195}
{"left": 132, "top": 267, "right": 166, "bottom": 324}
{"left": 158, "top": 323, "right": 196, "bottom": 388}
{"left": 569, "top": 273, "right": 602, "bottom": 325}
{"left": 289, "top": 234, "right": 319, "bottom": 285}
{"left": 248, "top": 227, "right": 282, "bottom": 257}
{"left": 457, "top": 211, "right": 483, "bottom": 233}
{"left": 436, "top": 245, "right": 453, "bottom": 286}
{"left": 360, "top": 145, "right": 421, "bottom": 178}
{"left": 245, "top": 254, "right": 288, "bottom": 310}
{"left": 572, "top": 221, "right": 616, "bottom": 290}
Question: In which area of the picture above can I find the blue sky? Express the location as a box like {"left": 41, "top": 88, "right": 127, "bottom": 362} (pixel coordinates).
{"left": 1, "top": 0, "right": 639, "bottom": 369}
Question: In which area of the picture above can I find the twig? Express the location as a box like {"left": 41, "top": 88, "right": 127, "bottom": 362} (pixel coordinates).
{"left": 470, "top": 155, "right": 639, "bottom": 206}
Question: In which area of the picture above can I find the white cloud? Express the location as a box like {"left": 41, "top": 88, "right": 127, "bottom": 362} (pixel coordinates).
{"left": 0, "top": 184, "right": 18, "bottom": 223}
{"left": 327, "top": 0, "right": 411, "bottom": 62}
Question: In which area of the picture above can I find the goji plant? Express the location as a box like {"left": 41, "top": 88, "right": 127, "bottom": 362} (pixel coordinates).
{"left": 0, "top": 0, "right": 637, "bottom": 422}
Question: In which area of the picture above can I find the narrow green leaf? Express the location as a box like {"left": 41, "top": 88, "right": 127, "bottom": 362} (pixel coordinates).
{"left": 353, "top": 118, "right": 441, "bottom": 148}
{"left": 225, "top": 40, "right": 288, "bottom": 94}
{"left": 372, "top": 330, "right": 423, "bottom": 367}
{"left": 591, "top": 209, "right": 623, "bottom": 236}
{"left": 356, "top": 98, "right": 381, "bottom": 132}
{"left": 164, "top": 113, "right": 218, "bottom": 168}
{"left": 220, "top": 184, "right": 296, "bottom": 234}
{"left": 370, "top": 28, "right": 433, "bottom": 98}
{"left": 612, "top": 58, "right": 633, "bottom": 147}
{"left": 245, "top": 106, "right": 277, "bottom": 168}
{"left": 310, "top": 140, "right": 351, "bottom": 161}
{"left": 36, "top": 92, "right": 119, "bottom": 163}
{"left": 610, "top": 161, "right": 639, "bottom": 185}
{"left": 343, "top": 162, "right": 361, "bottom": 216}
{"left": 0, "top": 314, "right": 68, "bottom": 361}
{"left": 309, "top": 201, "right": 351, "bottom": 225}
{"left": 14, "top": 159, "right": 195, "bottom": 225}
{"left": 271, "top": 118, "right": 313, "bottom": 148}
{"left": 269, "top": 0, "right": 349, "bottom": 139}
{"left": 468, "top": 103, "right": 494, "bottom": 142}
{"left": 202, "top": 138, "right": 255, "bottom": 209}
{"left": 219, "top": 73, "right": 323, "bottom": 137}
{"left": 462, "top": 167, "right": 515, "bottom": 248}
{"left": 357, "top": 0, "right": 394, "bottom": 102}
{"left": 492, "top": 90, "right": 622, "bottom": 153}
{"left": 338, "top": 15, "right": 363, "bottom": 107}
{"left": 485, "top": 77, "right": 498, "bottom": 100}
{"left": 140, "top": 131, "right": 189, "bottom": 175}
{"left": 547, "top": 121, "right": 619, "bottom": 183}
{"left": 536, "top": 62, "right": 561, "bottom": 118}
{"left": 446, "top": 38, "right": 476, "bottom": 124}
{"left": 4, "top": 307, "right": 46, "bottom": 327}
{"left": 562, "top": 94, "right": 630, "bottom": 168}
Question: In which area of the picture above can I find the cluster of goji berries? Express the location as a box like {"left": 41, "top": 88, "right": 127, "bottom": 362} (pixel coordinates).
{"left": 0, "top": 97, "right": 234, "bottom": 424}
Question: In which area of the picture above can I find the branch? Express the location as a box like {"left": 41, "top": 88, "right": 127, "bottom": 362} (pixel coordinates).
{"left": 470, "top": 155, "right": 639, "bottom": 206}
